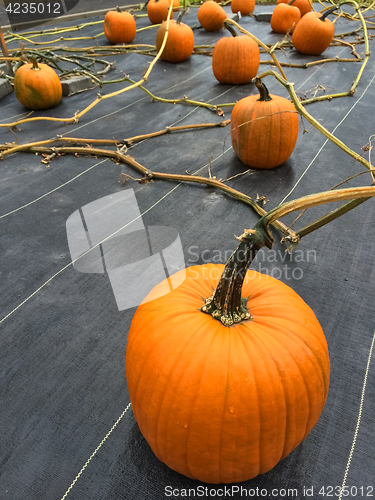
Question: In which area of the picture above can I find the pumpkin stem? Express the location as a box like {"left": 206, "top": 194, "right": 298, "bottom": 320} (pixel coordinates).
{"left": 201, "top": 219, "right": 273, "bottom": 326}
{"left": 320, "top": 5, "right": 338, "bottom": 21}
{"left": 288, "top": 0, "right": 296, "bottom": 5}
{"left": 254, "top": 77, "right": 272, "bottom": 102}
{"left": 176, "top": 9, "right": 185, "bottom": 24}
{"left": 30, "top": 58, "right": 41, "bottom": 71}
{"left": 223, "top": 21, "right": 239, "bottom": 37}
{"left": 116, "top": 5, "right": 122, "bottom": 11}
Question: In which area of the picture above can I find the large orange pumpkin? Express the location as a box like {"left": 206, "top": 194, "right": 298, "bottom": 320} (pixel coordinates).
{"left": 126, "top": 244, "right": 330, "bottom": 484}
{"left": 231, "top": 0, "right": 255, "bottom": 15}
{"left": 270, "top": 1, "right": 301, "bottom": 33}
{"left": 156, "top": 12, "right": 195, "bottom": 63}
{"left": 292, "top": 6, "right": 337, "bottom": 55}
{"left": 212, "top": 24, "right": 260, "bottom": 84}
{"left": 276, "top": 0, "right": 312, "bottom": 17}
{"left": 231, "top": 78, "right": 299, "bottom": 169}
{"left": 13, "top": 59, "right": 62, "bottom": 110}
{"left": 198, "top": 1, "right": 227, "bottom": 32}
{"left": 104, "top": 7, "right": 136, "bottom": 44}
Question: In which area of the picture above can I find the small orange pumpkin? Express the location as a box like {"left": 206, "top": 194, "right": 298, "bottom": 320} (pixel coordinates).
{"left": 292, "top": 6, "right": 336, "bottom": 55}
{"left": 231, "top": 78, "right": 299, "bottom": 169}
{"left": 169, "top": 0, "right": 180, "bottom": 11}
{"left": 212, "top": 24, "right": 259, "bottom": 84}
{"left": 104, "top": 7, "right": 136, "bottom": 44}
{"left": 276, "top": 0, "right": 312, "bottom": 17}
{"left": 198, "top": 1, "right": 227, "bottom": 32}
{"left": 270, "top": 1, "right": 301, "bottom": 33}
{"left": 156, "top": 12, "right": 195, "bottom": 63}
{"left": 231, "top": 0, "right": 255, "bottom": 15}
{"left": 13, "top": 59, "right": 62, "bottom": 110}
{"left": 147, "top": 0, "right": 173, "bottom": 25}
{"left": 126, "top": 248, "right": 330, "bottom": 483}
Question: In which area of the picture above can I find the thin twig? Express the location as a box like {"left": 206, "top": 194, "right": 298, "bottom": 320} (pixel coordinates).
{"left": 264, "top": 186, "right": 375, "bottom": 226}
{"left": 0, "top": 121, "right": 232, "bottom": 158}
{"left": 259, "top": 56, "right": 361, "bottom": 68}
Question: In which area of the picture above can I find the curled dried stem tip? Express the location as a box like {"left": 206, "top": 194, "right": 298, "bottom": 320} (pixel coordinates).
{"left": 235, "top": 228, "right": 256, "bottom": 241}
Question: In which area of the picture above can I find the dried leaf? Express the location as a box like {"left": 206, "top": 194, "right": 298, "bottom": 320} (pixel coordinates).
{"left": 119, "top": 173, "right": 131, "bottom": 185}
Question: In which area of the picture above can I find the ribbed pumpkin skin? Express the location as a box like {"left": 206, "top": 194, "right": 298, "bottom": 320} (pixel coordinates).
{"left": 147, "top": 0, "right": 173, "bottom": 24}
{"left": 212, "top": 35, "right": 260, "bottom": 84}
{"left": 156, "top": 20, "right": 194, "bottom": 63}
{"left": 126, "top": 265, "right": 330, "bottom": 484}
{"left": 104, "top": 10, "right": 136, "bottom": 44}
{"left": 292, "top": 12, "right": 335, "bottom": 55}
{"left": 271, "top": 3, "right": 301, "bottom": 33}
{"left": 276, "top": 0, "right": 312, "bottom": 17}
{"left": 231, "top": 93, "right": 299, "bottom": 169}
{"left": 198, "top": 1, "right": 227, "bottom": 32}
{"left": 14, "top": 62, "right": 62, "bottom": 110}
{"left": 231, "top": 0, "right": 255, "bottom": 15}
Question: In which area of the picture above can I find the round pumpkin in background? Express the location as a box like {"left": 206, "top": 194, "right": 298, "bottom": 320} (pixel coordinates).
{"left": 104, "top": 7, "right": 136, "bottom": 44}
{"left": 212, "top": 23, "right": 259, "bottom": 84}
{"left": 276, "top": 0, "right": 312, "bottom": 17}
{"left": 270, "top": 1, "right": 301, "bottom": 33}
{"left": 156, "top": 12, "right": 195, "bottom": 63}
{"left": 147, "top": 0, "right": 173, "bottom": 25}
{"left": 292, "top": 6, "right": 337, "bottom": 55}
{"left": 231, "top": 0, "right": 255, "bottom": 15}
{"left": 231, "top": 78, "right": 299, "bottom": 169}
{"left": 169, "top": 0, "right": 181, "bottom": 11}
{"left": 14, "top": 59, "right": 62, "bottom": 110}
{"left": 125, "top": 262, "right": 330, "bottom": 483}
{"left": 198, "top": 1, "right": 227, "bottom": 32}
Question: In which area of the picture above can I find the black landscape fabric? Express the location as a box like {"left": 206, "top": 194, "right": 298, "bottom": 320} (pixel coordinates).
{"left": 0, "top": 3, "right": 374, "bottom": 500}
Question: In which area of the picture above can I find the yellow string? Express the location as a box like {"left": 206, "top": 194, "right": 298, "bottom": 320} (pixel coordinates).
{"left": 338, "top": 330, "right": 375, "bottom": 500}
{"left": 60, "top": 402, "right": 132, "bottom": 500}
